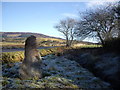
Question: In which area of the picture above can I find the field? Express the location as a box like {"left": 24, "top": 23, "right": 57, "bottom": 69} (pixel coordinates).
{"left": 1, "top": 39, "right": 100, "bottom": 49}
{"left": 2, "top": 43, "right": 119, "bottom": 89}
{"left": 1, "top": 37, "right": 66, "bottom": 49}
{"left": 1, "top": 42, "right": 24, "bottom": 49}
{"left": 1, "top": 32, "right": 101, "bottom": 63}
{"left": 2, "top": 48, "right": 111, "bottom": 89}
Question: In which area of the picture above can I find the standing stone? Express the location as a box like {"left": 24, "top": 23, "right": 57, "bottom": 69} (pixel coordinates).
{"left": 19, "top": 35, "right": 42, "bottom": 79}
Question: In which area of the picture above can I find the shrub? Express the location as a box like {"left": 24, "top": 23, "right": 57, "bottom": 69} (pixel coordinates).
{"left": 104, "top": 38, "right": 120, "bottom": 52}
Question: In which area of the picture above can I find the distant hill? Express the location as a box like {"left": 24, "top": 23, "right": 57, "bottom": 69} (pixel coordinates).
{"left": 1, "top": 32, "right": 63, "bottom": 39}
{"left": 1, "top": 32, "right": 98, "bottom": 45}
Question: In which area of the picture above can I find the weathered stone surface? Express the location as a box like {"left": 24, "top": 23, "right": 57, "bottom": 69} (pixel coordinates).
{"left": 19, "top": 35, "right": 42, "bottom": 79}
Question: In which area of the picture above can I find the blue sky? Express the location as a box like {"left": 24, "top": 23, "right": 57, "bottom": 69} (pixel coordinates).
{"left": 2, "top": 0, "right": 118, "bottom": 42}
{"left": 2, "top": 2, "right": 86, "bottom": 38}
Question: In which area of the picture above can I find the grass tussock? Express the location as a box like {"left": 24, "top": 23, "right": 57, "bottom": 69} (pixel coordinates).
{"left": 1, "top": 51, "right": 24, "bottom": 63}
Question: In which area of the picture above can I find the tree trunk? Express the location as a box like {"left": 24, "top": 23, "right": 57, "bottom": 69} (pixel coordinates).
{"left": 66, "top": 37, "right": 70, "bottom": 47}
{"left": 97, "top": 31, "right": 105, "bottom": 46}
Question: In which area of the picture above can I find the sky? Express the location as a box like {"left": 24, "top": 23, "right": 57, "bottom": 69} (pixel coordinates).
{"left": 2, "top": 0, "right": 119, "bottom": 42}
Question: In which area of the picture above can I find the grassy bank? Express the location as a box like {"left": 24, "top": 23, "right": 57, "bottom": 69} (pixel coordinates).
{"left": 1, "top": 47, "right": 68, "bottom": 63}
{"left": 1, "top": 45, "right": 101, "bottom": 63}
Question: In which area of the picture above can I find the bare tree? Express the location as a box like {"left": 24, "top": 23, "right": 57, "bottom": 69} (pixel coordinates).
{"left": 76, "top": 3, "right": 119, "bottom": 46}
{"left": 54, "top": 18, "right": 76, "bottom": 47}
{"left": 113, "top": 1, "right": 120, "bottom": 37}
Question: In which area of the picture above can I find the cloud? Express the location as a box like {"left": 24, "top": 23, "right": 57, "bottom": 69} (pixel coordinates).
{"left": 86, "top": 0, "right": 119, "bottom": 8}
{"left": 61, "top": 13, "right": 79, "bottom": 18}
